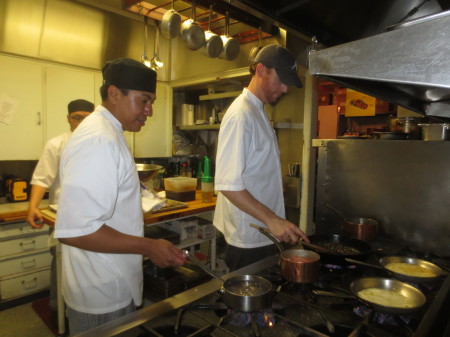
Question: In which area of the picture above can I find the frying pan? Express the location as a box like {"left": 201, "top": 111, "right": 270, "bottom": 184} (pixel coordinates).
{"left": 308, "top": 234, "right": 372, "bottom": 264}
{"left": 160, "top": 0, "right": 181, "bottom": 39}
{"left": 346, "top": 255, "right": 447, "bottom": 283}
{"left": 248, "top": 27, "right": 262, "bottom": 64}
{"left": 315, "top": 277, "right": 426, "bottom": 315}
{"left": 219, "top": 11, "right": 240, "bottom": 61}
{"left": 180, "top": 0, "right": 205, "bottom": 50}
{"left": 351, "top": 277, "right": 426, "bottom": 315}
{"left": 203, "top": 6, "right": 223, "bottom": 58}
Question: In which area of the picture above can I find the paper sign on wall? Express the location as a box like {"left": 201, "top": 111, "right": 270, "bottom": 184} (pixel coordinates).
{"left": 0, "top": 94, "right": 20, "bottom": 125}
{"left": 345, "top": 89, "right": 376, "bottom": 116}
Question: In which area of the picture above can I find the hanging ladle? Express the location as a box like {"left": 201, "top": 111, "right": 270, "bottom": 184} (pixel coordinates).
{"left": 151, "top": 23, "right": 164, "bottom": 70}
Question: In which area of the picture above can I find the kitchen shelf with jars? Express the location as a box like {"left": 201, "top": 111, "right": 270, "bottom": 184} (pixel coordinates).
{"left": 171, "top": 67, "right": 250, "bottom": 132}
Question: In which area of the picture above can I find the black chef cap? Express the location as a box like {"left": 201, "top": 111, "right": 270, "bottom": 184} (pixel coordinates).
{"left": 67, "top": 99, "right": 95, "bottom": 114}
{"left": 102, "top": 58, "right": 157, "bottom": 93}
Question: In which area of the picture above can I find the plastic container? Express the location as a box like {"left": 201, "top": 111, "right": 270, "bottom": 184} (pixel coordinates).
{"left": 164, "top": 177, "right": 197, "bottom": 201}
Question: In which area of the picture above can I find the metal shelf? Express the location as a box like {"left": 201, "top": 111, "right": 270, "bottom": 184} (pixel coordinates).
{"left": 177, "top": 124, "right": 220, "bottom": 131}
{"left": 199, "top": 91, "right": 241, "bottom": 101}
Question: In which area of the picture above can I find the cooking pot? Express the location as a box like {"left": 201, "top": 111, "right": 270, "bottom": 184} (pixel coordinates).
{"left": 250, "top": 224, "right": 320, "bottom": 283}
{"left": 346, "top": 255, "right": 447, "bottom": 283}
{"left": 160, "top": 0, "right": 181, "bottom": 39}
{"left": 221, "top": 274, "right": 273, "bottom": 312}
{"left": 418, "top": 123, "right": 450, "bottom": 141}
{"left": 389, "top": 116, "right": 423, "bottom": 139}
{"left": 323, "top": 203, "right": 378, "bottom": 242}
{"left": 219, "top": 12, "right": 240, "bottom": 61}
{"left": 180, "top": 0, "right": 205, "bottom": 50}
{"left": 203, "top": 6, "right": 223, "bottom": 58}
{"left": 183, "top": 250, "right": 273, "bottom": 312}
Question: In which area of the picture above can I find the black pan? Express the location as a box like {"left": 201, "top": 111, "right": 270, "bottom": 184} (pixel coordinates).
{"left": 307, "top": 234, "right": 372, "bottom": 264}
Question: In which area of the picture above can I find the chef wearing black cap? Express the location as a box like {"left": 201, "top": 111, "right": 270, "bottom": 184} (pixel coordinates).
{"left": 54, "top": 58, "right": 186, "bottom": 335}
{"left": 214, "top": 45, "right": 309, "bottom": 272}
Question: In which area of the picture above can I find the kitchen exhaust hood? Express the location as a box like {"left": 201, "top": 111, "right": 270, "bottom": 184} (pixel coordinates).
{"left": 309, "top": 10, "right": 450, "bottom": 118}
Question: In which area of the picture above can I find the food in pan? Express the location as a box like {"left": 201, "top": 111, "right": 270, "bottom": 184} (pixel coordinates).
{"left": 384, "top": 262, "right": 436, "bottom": 278}
{"left": 227, "top": 280, "right": 266, "bottom": 296}
{"left": 315, "top": 241, "right": 360, "bottom": 255}
{"left": 357, "top": 288, "right": 415, "bottom": 308}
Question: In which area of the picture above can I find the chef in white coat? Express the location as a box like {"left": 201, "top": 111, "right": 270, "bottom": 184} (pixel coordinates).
{"left": 54, "top": 58, "right": 186, "bottom": 335}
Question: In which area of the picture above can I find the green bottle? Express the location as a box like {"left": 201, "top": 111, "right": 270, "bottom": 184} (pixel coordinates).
{"left": 201, "top": 156, "right": 213, "bottom": 203}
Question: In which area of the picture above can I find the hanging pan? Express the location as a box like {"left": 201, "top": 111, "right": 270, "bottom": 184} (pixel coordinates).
{"left": 180, "top": 0, "right": 205, "bottom": 50}
{"left": 203, "top": 5, "right": 223, "bottom": 58}
{"left": 219, "top": 11, "right": 240, "bottom": 61}
{"left": 248, "top": 26, "right": 263, "bottom": 64}
{"left": 161, "top": 0, "right": 181, "bottom": 39}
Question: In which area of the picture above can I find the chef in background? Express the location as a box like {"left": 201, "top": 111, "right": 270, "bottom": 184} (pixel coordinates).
{"left": 54, "top": 58, "right": 186, "bottom": 335}
{"left": 27, "top": 98, "right": 94, "bottom": 328}
{"left": 213, "top": 45, "right": 309, "bottom": 271}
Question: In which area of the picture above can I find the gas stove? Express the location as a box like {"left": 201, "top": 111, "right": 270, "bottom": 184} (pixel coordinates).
{"left": 73, "top": 237, "right": 450, "bottom": 337}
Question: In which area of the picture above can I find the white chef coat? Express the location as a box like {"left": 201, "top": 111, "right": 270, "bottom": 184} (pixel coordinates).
{"left": 213, "top": 88, "right": 285, "bottom": 248}
{"left": 54, "top": 105, "right": 144, "bottom": 314}
{"left": 31, "top": 131, "right": 71, "bottom": 205}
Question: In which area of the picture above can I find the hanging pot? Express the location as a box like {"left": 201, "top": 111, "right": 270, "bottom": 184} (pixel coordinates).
{"left": 203, "top": 6, "right": 223, "bottom": 58}
{"left": 160, "top": 0, "right": 181, "bottom": 39}
{"left": 248, "top": 27, "right": 263, "bottom": 64}
{"left": 219, "top": 11, "right": 240, "bottom": 61}
{"left": 180, "top": 0, "right": 205, "bottom": 50}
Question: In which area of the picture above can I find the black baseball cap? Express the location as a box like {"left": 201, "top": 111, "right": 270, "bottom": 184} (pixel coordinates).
{"left": 254, "top": 45, "right": 303, "bottom": 88}
{"left": 102, "top": 58, "right": 157, "bottom": 93}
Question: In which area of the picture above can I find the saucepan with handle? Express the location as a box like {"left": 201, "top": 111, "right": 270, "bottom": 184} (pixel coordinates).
{"left": 183, "top": 250, "right": 273, "bottom": 312}
{"left": 250, "top": 224, "right": 320, "bottom": 283}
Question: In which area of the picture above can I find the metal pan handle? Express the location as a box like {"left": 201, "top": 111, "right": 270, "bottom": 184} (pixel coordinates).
{"left": 249, "top": 224, "right": 284, "bottom": 253}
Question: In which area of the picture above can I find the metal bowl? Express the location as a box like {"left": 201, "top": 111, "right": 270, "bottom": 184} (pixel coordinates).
{"left": 136, "top": 164, "right": 163, "bottom": 184}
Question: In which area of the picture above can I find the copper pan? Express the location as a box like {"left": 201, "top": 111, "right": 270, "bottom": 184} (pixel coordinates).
{"left": 250, "top": 224, "right": 320, "bottom": 283}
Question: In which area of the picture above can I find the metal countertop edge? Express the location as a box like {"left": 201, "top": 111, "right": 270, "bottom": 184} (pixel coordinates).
{"left": 73, "top": 255, "right": 280, "bottom": 337}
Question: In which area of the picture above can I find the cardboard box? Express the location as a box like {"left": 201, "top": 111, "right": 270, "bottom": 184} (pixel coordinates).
{"left": 161, "top": 217, "right": 198, "bottom": 241}
{"left": 197, "top": 218, "right": 215, "bottom": 239}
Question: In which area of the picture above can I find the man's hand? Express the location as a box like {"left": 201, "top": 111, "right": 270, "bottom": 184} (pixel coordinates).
{"left": 27, "top": 207, "right": 44, "bottom": 229}
{"left": 266, "top": 218, "right": 309, "bottom": 245}
{"left": 144, "top": 239, "right": 187, "bottom": 268}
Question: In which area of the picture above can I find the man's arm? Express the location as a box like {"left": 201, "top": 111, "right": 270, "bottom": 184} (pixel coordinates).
{"left": 27, "top": 185, "right": 47, "bottom": 228}
{"left": 58, "top": 224, "right": 186, "bottom": 268}
{"left": 220, "top": 190, "right": 309, "bottom": 244}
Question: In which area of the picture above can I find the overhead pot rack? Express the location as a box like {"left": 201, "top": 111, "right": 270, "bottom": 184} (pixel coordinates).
{"left": 124, "top": 0, "right": 276, "bottom": 44}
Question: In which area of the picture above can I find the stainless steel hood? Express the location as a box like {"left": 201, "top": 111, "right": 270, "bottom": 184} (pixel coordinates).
{"left": 309, "top": 10, "right": 450, "bottom": 117}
